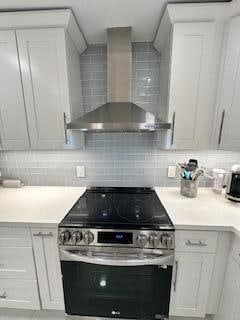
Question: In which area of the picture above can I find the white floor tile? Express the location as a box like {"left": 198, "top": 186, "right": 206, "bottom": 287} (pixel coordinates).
{"left": 31, "top": 310, "right": 66, "bottom": 319}
{"left": 0, "top": 309, "right": 34, "bottom": 320}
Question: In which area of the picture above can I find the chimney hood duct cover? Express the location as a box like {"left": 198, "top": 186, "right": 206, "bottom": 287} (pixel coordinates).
{"left": 67, "top": 27, "right": 171, "bottom": 132}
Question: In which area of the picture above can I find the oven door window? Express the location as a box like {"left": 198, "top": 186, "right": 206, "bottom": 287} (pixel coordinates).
{"left": 61, "top": 261, "right": 172, "bottom": 319}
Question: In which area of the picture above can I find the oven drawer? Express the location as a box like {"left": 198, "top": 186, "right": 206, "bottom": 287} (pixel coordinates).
{"left": 0, "top": 247, "right": 36, "bottom": 279}
{"left": 0, "top": 279, "right": 40, "bottom": 309}
{"left": 175, "top": 231, "right": 218, "bottom": 253}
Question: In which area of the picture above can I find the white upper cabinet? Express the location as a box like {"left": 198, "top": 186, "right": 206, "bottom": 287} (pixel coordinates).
{"left": 17, "top": 28, "right": 72, "bottom": 149}
{"left": 154, "top": 4, "right": 227, "bottom": 150}
{"left": 0, "top": 9, "right": 86, "bottom": 150}
{"left": 168, "top": 22, "right": 215, "bottom": 149}
{"left": 215, "top": 16, "right": 240, "bottom": 151}
{"left": 0, "top": 30, "right": 29, "bottom": 150}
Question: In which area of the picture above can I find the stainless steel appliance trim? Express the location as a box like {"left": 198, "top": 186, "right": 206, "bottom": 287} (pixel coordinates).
{"left": 66, "top": 102, "right": 171, "bottom": 132}
{"left": 218, "top": 109, "right": 225, "bottom": 145}
{"left": 226, "top": 193, "right": 240, "bottom": 202}
{"left": 173, "top": 260, "right": 179, "bottom": 292}
{"left": 171, "top": 112, "right": 175, "bottom": 145}
{"left": 185, "top": 240, "right": 207, "bottom": 247}
{"left": 59, "top": 248, "right": 174, "bottom": 266}
{"left": 58, "top": 228, "right": 175, "bottom": 249}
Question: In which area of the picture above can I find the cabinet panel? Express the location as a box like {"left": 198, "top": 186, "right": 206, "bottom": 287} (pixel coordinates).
{"left": 0, "top": 279, "right": 40, "bottom": 310}
{"left": 0, "top": 30, "right": 29, "bottom": 150}
{"left": 31, "top": 228, "right": 64, "bottom": 310}
{"left": 217, "top": 255, "right": 240, "bottom": 320}
{"left": 16, "top": 28, "right": 69, "bottom": 149}
{"left": 0, "top": 247, "right": 36, "bottom": 279}
{"left": 169, "top": 22, "right": 215, "bottom": 149}
{"left": 170, "top": 252, "right": 215, "bottom": 317}
{"left": 217, "top": 16, "right": 240, "bottom": 151}
{"left": 0, "top": 227, "right": 32, "bottom": 247}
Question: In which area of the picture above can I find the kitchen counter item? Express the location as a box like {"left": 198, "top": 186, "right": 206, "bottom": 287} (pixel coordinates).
{"left": 226, "top": 164, "right": 240, "bottom": 202}
{"left": 180, "top": 178, "right": 198, "bottom": 198}
{"left": 2, "top": 179, "right": 23, "bottom": 188}
{"left": 212, "top": 169, "right": 226, "bottom": 194}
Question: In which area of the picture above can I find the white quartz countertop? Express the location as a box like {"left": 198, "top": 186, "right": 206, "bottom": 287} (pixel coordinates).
{"left": 155, "top": 187, "right": 240, "bottom": 236}
{"left": 0, "top": 186, "right": 239, "bottom": 235}
{"left": 0, "top": 186, "right": 86, "bottom": 227}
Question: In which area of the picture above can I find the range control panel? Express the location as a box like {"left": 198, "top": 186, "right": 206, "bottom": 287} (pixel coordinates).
{"left": 58, "top": 228, "right": 175, "bottom": 249}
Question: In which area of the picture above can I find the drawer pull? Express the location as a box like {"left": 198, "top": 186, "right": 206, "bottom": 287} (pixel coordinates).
{"left": 185, "top": 240, "right": 207, "bottom": 247}
{"left": 0, "top": 292, "right": 7, "bottom": 299}
{"left": 33, "top": 232, "right": 53, "bottom": 237}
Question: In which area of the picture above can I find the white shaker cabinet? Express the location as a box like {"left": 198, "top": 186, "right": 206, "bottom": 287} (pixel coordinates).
{"left": 16, "top": 28, "right": 83, "bottom": 150}
{"left": 167, "top": 22, "right": 215, "bottom": 149}
{"left": 0, "top": 30, "right": 30, "bottom": 149}
{"left": 215, "top": 16, "right": 240, "bottom": 151}
{"left": 217, "top": 236, "right": 240, "bottom": 320}
{"left": 170, "top": 231, "right": 217, "bottom": 317}
{"left": 31, "top": 228, "right": 64, "bottom": 310}
{"left": 170, "top": 252, "right": 215, "bottom": 317}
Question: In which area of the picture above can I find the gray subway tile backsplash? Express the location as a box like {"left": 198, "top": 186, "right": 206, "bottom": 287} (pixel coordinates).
{"left": 0, "top": 43, "right": 240, "bottom": 188}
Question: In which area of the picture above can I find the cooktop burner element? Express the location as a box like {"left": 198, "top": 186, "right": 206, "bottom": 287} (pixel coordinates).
{"left": 60, "top": 187, "right": 174, "bottom": 230}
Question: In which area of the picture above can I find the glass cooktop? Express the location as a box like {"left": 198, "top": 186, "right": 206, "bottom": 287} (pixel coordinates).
{"left": 60, "top": 187, "right": 174, "bottom": 230}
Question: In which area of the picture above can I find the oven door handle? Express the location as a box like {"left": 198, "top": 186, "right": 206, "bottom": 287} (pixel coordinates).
{"left": 59, "top": 249, "right": 174, "bottom": 266}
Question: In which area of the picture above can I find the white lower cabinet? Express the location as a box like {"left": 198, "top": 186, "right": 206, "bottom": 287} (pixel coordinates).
{"left": 170, "top": 252, "right": 215, "bottom": 317}
{"left": 31, "top": 228, "right": 64, "bottom": 310}
{"left": 217, "top": 236, "right": 240, "bottom": 320}
{"left": 0, "top": 279, "right": 40, "bottom": 309}
{"left": 0, "top": 227, "right": 40, "bottom": 310}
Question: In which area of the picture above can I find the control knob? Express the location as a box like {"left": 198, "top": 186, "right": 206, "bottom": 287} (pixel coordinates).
{"left": 149, "top": 233, "right": 160, "bottom": 248}
{"left": 71, "top": 231, "right": 83, "bottom": 244}
{"left": 136, "top": 234, "right": 148, "bottom": 247}
{"left": 59, "top": 230, "right": 71, "bottom": 245}
{"left": 83, "top": 231, "right": 94, "bottom": 244}
{"left": 161, "top": 234, "right": 173, "bottom": 248}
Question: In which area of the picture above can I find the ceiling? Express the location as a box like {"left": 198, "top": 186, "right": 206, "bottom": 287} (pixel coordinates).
{"left": 0, "top": 0, "right": 231, "bottom": 44}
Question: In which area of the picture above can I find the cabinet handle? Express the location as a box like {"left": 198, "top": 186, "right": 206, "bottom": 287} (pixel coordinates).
{"left": 218, "top": 110, "right": 225, "bottom": 145}
{"left": 0, "top": 292, "right": 7, "bottom": 299}
{"left": 171, "top": 112, "right": 176, "bottom": 146}
{"left": 33, "top": 232, "right": 53, "bottom": 237}
{"left": 173, "top": 260, "right": 178, "bottom": 292}
{"left": 185, "top": 240, "right": 207, "bottom": 247}
{"left": 63, "top": 112, "right": 68, "bottom": 144}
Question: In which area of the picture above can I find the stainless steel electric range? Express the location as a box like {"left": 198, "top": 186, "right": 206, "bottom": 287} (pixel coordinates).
{"left": 58, "top": 187, "right": 175, "bottom": 320}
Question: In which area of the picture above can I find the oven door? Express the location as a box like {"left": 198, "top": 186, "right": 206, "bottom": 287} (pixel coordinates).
{"left": 60, "top": 247, "right": 173, "bottom": 319}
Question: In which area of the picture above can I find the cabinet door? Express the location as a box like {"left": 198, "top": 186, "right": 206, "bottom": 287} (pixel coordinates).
{"left": 16, "top": 28, "right": 70, "bottom": 149}
{"left": 168, "top": 22, "right": 215, "bottom": 149}
{"left": 0, "top": 30, "right": 29, "bottom": 150}
{"left": 31, "top": 228, "right": 64, "bottom": 310}
{"left": 217, "top": 16, "right": 240, "bottom": 151}
{"left": 217, "top": 256, "right": 240, "bottom": 320}
{"left": 170, "top": 252, "right": 215, "bottom": 317}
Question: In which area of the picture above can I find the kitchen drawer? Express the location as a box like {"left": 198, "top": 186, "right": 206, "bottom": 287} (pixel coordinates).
{"left": 231, "top": 235, "right": 240, "bottom": 265}
{"left": 175, "top": 231, "right": 218, "bottom": 253}
{"left": 0, "top": 227, "right": 32, "bottom": 247}
{"left": 0, "top": 247, "right": 36, "bottom": 279}
{"left": 0, "top": 279, "right": 40, "bottom": 309}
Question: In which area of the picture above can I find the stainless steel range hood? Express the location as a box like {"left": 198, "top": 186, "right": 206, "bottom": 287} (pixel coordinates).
{"left": 67, "top": 27, "right": 171, "bottom": 132}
